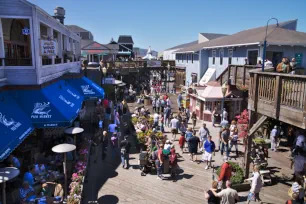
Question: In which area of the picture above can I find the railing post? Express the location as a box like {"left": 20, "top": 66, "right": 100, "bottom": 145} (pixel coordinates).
{"left": 303, "top": 97, "right": 306, "bottom": 129}
{"left": 234, "top": 65, "right": 238, "bottom": 85}
{"left": 253, "top": 74, "right": 259, "bottom": 112}
{"left": 243, "top": 65, "right": 246, "bottom": 85}
{"left": 227, "top": 65, "right": 231, "bottom": 82}
{"left": 274, "top": 76, "right": 282, "bottom": 119}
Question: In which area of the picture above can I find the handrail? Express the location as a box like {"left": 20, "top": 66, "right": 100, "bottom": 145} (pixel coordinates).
{"left": 249, "top": 69, "right": 306, "bottom": 129}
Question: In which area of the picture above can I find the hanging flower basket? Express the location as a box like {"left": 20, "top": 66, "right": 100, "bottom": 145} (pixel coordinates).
{"left": 236, "top": 84, "right": 249, "bottom": 92}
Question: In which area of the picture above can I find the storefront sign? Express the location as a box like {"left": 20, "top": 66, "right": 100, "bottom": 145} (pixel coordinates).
{"left": 31, "top": 102, "right": 52, "bottom": 119}
{"left": 295, "top": 53, "right": 303, "bottom": 66}
{"left": 22, "top": 27, "right": 30, "bottom": 35}
{"left": 40, "top": 40, "right": 57, "bottom": 56}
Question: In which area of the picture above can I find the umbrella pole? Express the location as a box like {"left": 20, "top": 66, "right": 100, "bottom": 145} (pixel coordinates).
{"left": 3, "top": 182, "right": 6, "bottom": 204}
{"left": 64, "top": 153, "right": 67, "bottom": 198}
{"left": 74, "top": 135, "right": 77, "bottom": 160}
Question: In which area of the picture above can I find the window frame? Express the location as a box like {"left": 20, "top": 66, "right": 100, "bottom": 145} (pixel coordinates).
{"left": 228, "top": 49, "right": 233, "bottom": 65}
{"left": 220, "top": 49, "right": 224, "bottom": 65}
{"left": 212, "top": 50, "right": 216, "bottom": 65}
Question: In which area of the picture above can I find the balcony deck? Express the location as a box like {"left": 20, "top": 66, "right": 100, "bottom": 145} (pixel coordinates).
{"left": 248, "top": 68, "right": 306, "bottom": 129}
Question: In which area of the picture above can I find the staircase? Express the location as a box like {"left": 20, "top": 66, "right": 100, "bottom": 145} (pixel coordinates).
{"left": 249, "top": 115, "right": 268, "bottom": 136}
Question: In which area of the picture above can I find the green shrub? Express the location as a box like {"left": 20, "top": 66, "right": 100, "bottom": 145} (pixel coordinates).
{"left": 216, "top": 161, "right": 244, "bottom": 185}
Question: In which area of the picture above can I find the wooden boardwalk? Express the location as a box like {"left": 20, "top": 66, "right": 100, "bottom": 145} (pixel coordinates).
{"left": 82, "top": 95, "right": 294, "bottom": 204}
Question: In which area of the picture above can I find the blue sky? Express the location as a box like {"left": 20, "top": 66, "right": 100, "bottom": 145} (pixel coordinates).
{"left": 28, "top": 0, "right": 306, "bottom": 52}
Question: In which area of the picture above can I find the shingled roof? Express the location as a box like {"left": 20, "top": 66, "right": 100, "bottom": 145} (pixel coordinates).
{"left": 66, "top": 25, "right": 89, "bottom": 32}
{"left": 118, "top": 35, "right": 134, "bottom": 44}
{"left": 177, "top": 20, "right": 304, "bottom": 53}
{"left": 200, "top": 33, "right": 228, "bottom": 40}
{"left": 165, "top": 40, "right": 198, "bottom": 51}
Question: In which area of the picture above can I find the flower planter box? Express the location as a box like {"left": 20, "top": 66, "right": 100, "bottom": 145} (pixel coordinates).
{"left": 232, "top": 182, "right": 251, "bottom": 192}
{"left": 144, "top": 98, "right": 151, "bottom": 106}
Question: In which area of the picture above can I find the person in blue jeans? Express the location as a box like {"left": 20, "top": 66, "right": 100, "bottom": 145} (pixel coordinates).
{"left": 220, "top": 127, "right": 230, "bottom": 159}
{"left": 155, "top": 144, "right": 165, "bottom": 180}
{"left": 120, "top": 136, "right": 131, "bottom": 169}
{"left": 229, "top": 127, "right": 239, "bottom": 158}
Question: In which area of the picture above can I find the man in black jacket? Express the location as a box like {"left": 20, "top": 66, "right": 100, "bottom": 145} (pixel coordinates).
{"left": 120, "top": 136, "right": 131, "bottom": 169}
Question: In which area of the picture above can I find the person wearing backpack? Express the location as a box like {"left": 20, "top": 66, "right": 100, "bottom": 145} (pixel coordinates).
{"left": 120, "top": 136, "right": 131, "bottom": 169}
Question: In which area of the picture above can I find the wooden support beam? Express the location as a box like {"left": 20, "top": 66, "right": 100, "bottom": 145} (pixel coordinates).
{"left": 253, "top": 74, "right": 259, "bottom": 112}
{"left": 274, "top": 76, "right": 282, "bottom": 119}
{"left": 243, "top": 65, "right": 246, "bottom": 85}
{"left": 234, "top": 65, "right": 238, "bottom": 85}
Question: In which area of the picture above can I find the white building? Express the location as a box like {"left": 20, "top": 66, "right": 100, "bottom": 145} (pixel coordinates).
{"left": 0, "top": 0, "right": 82, "bottom": 86}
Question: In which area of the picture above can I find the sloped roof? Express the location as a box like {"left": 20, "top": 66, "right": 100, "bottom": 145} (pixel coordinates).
{"left": 118, "top": 35, "right": 134, "bottom": 44}
{"left": 177, "top": 20, "right": 304, "bottom": 52}
{"left": 66, "top": 25, "right": 89, "bottom": 32}
{"left": 107, "top": 44, "right": 119, "bottom": 50}
{"left": 165, "top": 40, "right": 198, "bottom": 51}
{"left": 82, "top": 41, "right": 110, "bottom": 50}
{"left": 81, "top": 40, "right": 94, "bottom": 49}
{"left": 200, "top": 33, "right": 228, "bottom": 40}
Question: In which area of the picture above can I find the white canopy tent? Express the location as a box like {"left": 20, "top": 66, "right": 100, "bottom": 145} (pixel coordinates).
{"left": 142, "top": 46, "right": 157, "bottom": 60}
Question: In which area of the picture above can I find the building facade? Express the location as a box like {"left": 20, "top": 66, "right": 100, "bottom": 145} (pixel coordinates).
{"left": 0, "top": 0, "right": 82, "bottom": 86}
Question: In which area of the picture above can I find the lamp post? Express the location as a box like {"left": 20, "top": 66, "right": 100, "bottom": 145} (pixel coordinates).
{"left": 262, "top": 18, "right": 279, "bottom": 72}
{"left": 221, "top": 83, "right": 227, "bottom": 121}
{"left": 167, "top": 63, "right": 170, "bottom": 93}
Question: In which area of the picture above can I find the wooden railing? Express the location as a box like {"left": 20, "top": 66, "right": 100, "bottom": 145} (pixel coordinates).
{"left": 217, "top": 64, "right": 259, "bottom": 87}
{"left": 103, "top": 60, "right": 175, "bottom": 68}
{"left": 248, "top": 68, "right": 306, "bottom": 129}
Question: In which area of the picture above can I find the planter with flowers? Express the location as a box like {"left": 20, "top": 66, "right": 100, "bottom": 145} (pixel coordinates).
{"left": 68, "top": 139, "right": 91, "bottom": 204}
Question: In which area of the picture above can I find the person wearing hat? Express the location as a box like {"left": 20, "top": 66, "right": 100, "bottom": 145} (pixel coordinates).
{"left": 164, "top": 140, "right": 172, "bottom": 151}
{"left": 218, "top": 156, "right": 232, "bottom": 189}
{"left": 270, "top": 125, "right": 278, "bottom": 152}
{"left": 120, "top": 136, "right": 131, "bottom": 169}
{"left": 245, "top": 165, "right": 262, "bottom": 203}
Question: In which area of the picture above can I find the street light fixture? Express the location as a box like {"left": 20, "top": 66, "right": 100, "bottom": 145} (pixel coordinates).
{"left": 221, "top": 82, "right": 227, "bottom": 121}
{"left": 167, "top": 63, "right": 171, "bottom": 93}
{"left": 262, "top": 18, "right": 279, "bottom": 72}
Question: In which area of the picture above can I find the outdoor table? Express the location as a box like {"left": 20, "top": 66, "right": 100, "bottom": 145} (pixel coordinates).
{"left": 65, "top": 127, "right": 84, "bottom": 160}
{"left": 0, "top": 167, "right": 20, "bottom": 204}
{"left": 52, "top": 144, "right": 76, "bottom": 198}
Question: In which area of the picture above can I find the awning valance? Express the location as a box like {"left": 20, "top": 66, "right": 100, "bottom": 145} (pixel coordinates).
{"left": 0, "top": 92, "right": 34, "bottom": 161}
{"left": 65, "top": 77, "right": 105, "bottom": 100}
{"left": 12, "top": 81, "right": 84, "bottom": 128}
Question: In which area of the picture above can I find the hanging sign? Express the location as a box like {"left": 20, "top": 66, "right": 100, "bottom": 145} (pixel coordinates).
{"left": 22, "top": 27, "right": 30, "bottom": 35}
{"left": 40, "top": 40, "right": 57, "bottom": 56}
{"left": 295, "top": 53, "right": 303, "bottom": 66}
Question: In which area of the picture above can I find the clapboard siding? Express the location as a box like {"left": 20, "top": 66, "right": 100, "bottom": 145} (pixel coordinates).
{"left": 0, "top": 69, "right": 4, "bottom": 78}
{"left": 5, "top": 68, "right": 37, "bottom": 85}
{"left": 0, "top": 0, "right": 32, "bottom": 16}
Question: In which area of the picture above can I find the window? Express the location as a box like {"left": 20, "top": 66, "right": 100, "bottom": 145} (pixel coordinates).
{"left": 212, "top": 50, "right": 216, "bottom": 65}
{"left": 247, "top": 50, "right": 259, "bottom": 65}
{"left": 220, "top": 49, "right": 224, "bottom": 65}
{"left": 228, "top": 49, "right": 233, "bottom": 65}
{"left": 192, "top": 54, "right": 194, "bottom": 63}
{"left": 205, "top": 101, "right": 213, "bottom": 112}
{"left": 191, "top": 73, "right": 198, "bottom": 83}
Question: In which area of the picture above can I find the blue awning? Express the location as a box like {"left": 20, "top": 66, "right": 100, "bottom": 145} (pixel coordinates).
{"left": 65, "top": 77, "right": 105, "bottom": 99}
{"left": 0, "top": 92, "right": 34, "bottom": 161}
{"left": 12, "top": 80, "right": 84, "bottom": 128}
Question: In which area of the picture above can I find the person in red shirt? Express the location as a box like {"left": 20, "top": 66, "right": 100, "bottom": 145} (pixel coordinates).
{"left": 218, "top": 156, "right": 232, "bottom": 189}
{"left": 169, "top": 147, "right": 178, "bottom": 181}
{"left": 103, "top": 98, "right": 109, "bottom": 109}
{"left": 179, "top": 133, "right": 186, "bottom": 154}
{"left": 156, "top": 144, "right": 164, "bottom": 180}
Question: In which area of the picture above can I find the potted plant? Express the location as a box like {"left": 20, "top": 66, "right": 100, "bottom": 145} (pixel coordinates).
{"left": 216, "top": 161, "right": 250, "bottom": 192}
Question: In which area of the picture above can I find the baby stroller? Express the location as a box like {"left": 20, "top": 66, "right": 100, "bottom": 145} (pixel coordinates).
{"left": 139, "top": 151, "right": 156, "bottom": 176}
